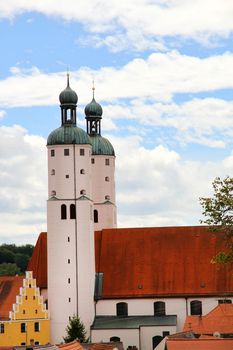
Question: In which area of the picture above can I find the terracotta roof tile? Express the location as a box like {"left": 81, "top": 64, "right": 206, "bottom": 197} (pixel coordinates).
{"left": 30, "top": 226, "right": 233, "bottom": 297}
{"left": 27, "top": 232, "right": 47, "bottom": 289}
{"left": 58, "top": 341, "right": 83, "bottom": 350}
{"left": 0, "top": 275, "right": 24, "bottom": 320}
{"left": 183, "top": 304, "right": 233, "bottom": 334}
{"left": 90, "top": 345, "right": 116, "bottom": 350}
{"left": 167, "top": 338, "right": 233, "bottom": 350}
{"left": 95, "top": 226, "right": 233, "bottom": 298}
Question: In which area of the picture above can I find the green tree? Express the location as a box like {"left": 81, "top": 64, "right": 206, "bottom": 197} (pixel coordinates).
{"left": 0, "top": 248, "right": 15, "bottom": 264}
{"left": 200, "top": 176, "right": 233, "bottom": 264}
{"left": 63, "top": 315, "right": 88, "bottom": 343}
{"left": 14, "top": 253, "right": 29, "bottom": 272}
{"left": 0, "top": 263, "right": 21, "bottom": 276}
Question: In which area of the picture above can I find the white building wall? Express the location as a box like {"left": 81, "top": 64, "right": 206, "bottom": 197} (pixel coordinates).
{"left": 95, "top": 296, "right": 231, "bottom": 332}
{"left": 91, "top": 329, "right": 139, "bottom": 349}
{"left": 140, "top": 325, "right": 177, "bottom": 350}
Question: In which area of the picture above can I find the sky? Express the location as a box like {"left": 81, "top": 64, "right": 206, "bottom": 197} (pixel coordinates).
{"left": 1, "top": 0, "right": 233, "bottom": 245}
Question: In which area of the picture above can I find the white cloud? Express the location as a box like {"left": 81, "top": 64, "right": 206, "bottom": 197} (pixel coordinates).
{"left": 1, "top": 1, "right": 233, "bottom": 50}
{"left": 1, "top": 51, "right": 233, "bottom": 108}
{"left": 0, "top": 125, "right": 47, "bottom": 244}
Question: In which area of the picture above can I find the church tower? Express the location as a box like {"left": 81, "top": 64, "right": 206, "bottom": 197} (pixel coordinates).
{"left": 47, "top": 76, "right": 95, "bottom": 343}
{"left": 85, "top": 85, "right": 117, "bottom": 231}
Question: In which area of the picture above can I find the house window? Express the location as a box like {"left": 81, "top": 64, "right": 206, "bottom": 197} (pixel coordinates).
{"left": 68, "top": 259, "right": 70, "bottom": 264}
{"left": 70, "top": 204, "right": 76, "bottom": 219}
{"left": 105, "top": 195, "right": 110, "bottom": 200}
{"left": 51, "top": 169, "right": 55, "bottom": 175}
{"left": 61, "top": 204, "right": 67, "bottom": 220}
{"left": 69, "top": 298, "right": 71, "bottom": 302}
{"left": 68, "top": 236, "right": 70, "bottom": 242}
{"left": 105, "top": 176, "right": 110, "bottom": 182}
{"left": 80, "top": 149, "right": 85, "bottom": 156}
{"left": 35, "top": 309, "right": 38, "bottom": 314}
{"left": 66, "top": 174, "right": 69, "bottom": 178}
{"left": 51, "top": 190, "right": 56, "bottom": 197}
{"left": 25, "top": 296, "right": 28, "bottom": 300}
{"left": 94, "top": 209, "right": 98, "bottom": 223}
{"left": 34, "top": 322, "right": 40, "bottom": 332}
{"left": 80, "top": 169, "right": 85, "bottom": 174}
{"left": 23, "top": 310, "right": 25, "bottom": 314}
{"left": 21, "top": 323, "right": 26, "bottom": 333}
{"left": 116, "top": 302, "right": 128, "bottom": 316}
{"left": 190, "top": 300, "right": 202, "bottom": 315}
{"left": 21, "top": 343, "right": 26, "bottom": 346}
{"left": 218, "top": 299, "right": 232, "bottom": 304}
{"left": 152, "top": 336, "right": 163, "bottom": 349}
{"left": 33, "top": 296, "right": 35, "bottom": 300}
{"left": 68, "top": 278, "right": 70, "bottom": 284}
{"left": 80, "top": 189, "right": 86, "bottom": 195}
{"left": 163, "top": 331, "right": 170, "bottom": 337}
{"left": 91, "top": 158, "right": 95, "bottom": 164}
{"left": 51, "top": 149, "right": 55, "bottom": 157}
{"left": 35, "top": 342, "right": 39, "bottom": 345}
{"left": 154, "top": 301, "right": 166, "bottom": 316}
{"left": 64, "top": 149, "right": 69, "bottom": 156}
{"left": 0, "top": 324, "right": 4, "bottom": 333}
{"left": 110, "top": 336, "right": 120, "bottom": 342}
{"left": 105, "top": 158, "right": 110, "bottom": 166}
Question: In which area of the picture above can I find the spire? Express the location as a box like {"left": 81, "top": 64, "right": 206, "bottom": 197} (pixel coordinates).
{"left": 85, "top": 83, "right": 103, "bottom": 136}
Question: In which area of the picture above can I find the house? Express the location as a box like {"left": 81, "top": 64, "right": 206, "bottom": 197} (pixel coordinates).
{"left": 0, "top": 271, "right": 49, "bottom": 346}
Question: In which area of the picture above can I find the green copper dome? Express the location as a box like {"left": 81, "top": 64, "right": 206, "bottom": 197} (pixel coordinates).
{"left": 59, "top": 75, "right": 78, "bottom": 105}
{"left": 90, "top": 135, "right": 115, "bottom": 156}
{"left": 47, "top": 125, "right": 91, "bottom": 146}
{"left": 85, "top": 97, "right": 103, "bottom": 118}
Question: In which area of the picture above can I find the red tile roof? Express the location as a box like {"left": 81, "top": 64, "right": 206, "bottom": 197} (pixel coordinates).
{"left": 58, "top": 341, "right": 83, "bottom": 350}
{"left": 95, "top": 226, "right": 233, "bottom": 298}
{"left": 166, "top": 338, "right": 233, "bottom": 350}
{"left": 29, "top": 226, "right": 233, "bottom": 298}
{"left": 0, "top": 275, "right": 24, "bottom": 320}
{"left": 183, "top": 304, "right": 233, "bottom": 334}
{"left": 27, "top": 232, "right": 47, "bottom": 289}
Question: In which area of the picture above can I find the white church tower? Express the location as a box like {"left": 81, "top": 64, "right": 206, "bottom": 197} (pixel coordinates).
{"left": 85, "top": 85, "right": 117, "bottom": 231}
{"left": 46, "top": 76, "right": 116, "bottom": 343}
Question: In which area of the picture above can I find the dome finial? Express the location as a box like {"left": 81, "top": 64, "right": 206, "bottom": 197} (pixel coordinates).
{"left": 92, "top": 80, "right": 95, "bottom": 99}
{"left": 67, "top": 68, "right": 70, "bottom": 87}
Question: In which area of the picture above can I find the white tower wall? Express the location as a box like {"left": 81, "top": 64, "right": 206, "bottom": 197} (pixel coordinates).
{"left": 47, "top": 143, "right": 95, "bottom": 344}
{"left": 91, "top": 155, "right": 117, "bottom": 230}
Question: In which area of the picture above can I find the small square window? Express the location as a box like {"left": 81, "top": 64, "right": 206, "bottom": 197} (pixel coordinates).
{"left": 91, "top": 158, "right": 95, "bottom": 164}
{"left": 66, "top": 174, "right": 69, "bottom": 178}
{"left": 51, "top": 149, "right": 55, "bottom": 157}
{"left": 25, "top": 296, "right": 28, "bottom": 300}
{"left": 80, "top": 149, "right": 85, "bottom": 156}
{"left": 105, "top": 159, "right": 110, "bottom": 166}
{"left": 64, "top": 149, "right": 69, "bottom": 156}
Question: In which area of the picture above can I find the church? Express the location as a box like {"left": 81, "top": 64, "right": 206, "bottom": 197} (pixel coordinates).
{"left": 14, "top": 76, "right": 233, "bottom": 349}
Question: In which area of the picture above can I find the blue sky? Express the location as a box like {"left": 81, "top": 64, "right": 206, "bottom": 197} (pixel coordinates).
{"left": 1, "top": 1, "right": 233, "bottom": 244}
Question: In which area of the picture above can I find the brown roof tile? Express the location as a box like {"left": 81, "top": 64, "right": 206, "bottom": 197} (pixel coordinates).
{"left": 0, "top": 275, "right": 24, "bottom": 320}
{"left": 27, "top": 232, "right": 47, "bottom": 289}
{"left": 183, "top": 304, "right": 233, "bottom": 334}
{"left": 167, "top": 338, "right": 233, "bottom": 350}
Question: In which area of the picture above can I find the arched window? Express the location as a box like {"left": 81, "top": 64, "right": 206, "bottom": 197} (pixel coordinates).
{"left": 152, "top": 336, "right": 163, "bottom": 349}
{"left": 105, "top": 195, "right": 110, "bottom": 200}
{"left": 61, "top": 204, "right": 67, "bottom": 220}
{"left": 51, "top": 190, "right": 56, "bottom": 197}
{"left": 116, "top": 302, "right": 128, "bottom": 316}
{"left": 70, "top": 204, "right": 76, "bottom": 219}
{"left": 190, "top": 300, "right": 202, "bottom": 315}
{"left": 110, "top": 336, "right": 120, "bottom": 342}
{"left": 94, "top": 209, "right": 98, "bottom": 223}
{"left": 80, "top": 189, "right": 86, "bottom": 195}
{"left": 105, "top": 176, "right": 110, "bottom": 182}
{"left": 154, "top": 301, "right": 166, "bottom": 316}
{"left": 80, "top": 169, "right": 85, "bottom": 174}
{"left": 51, "top": 169, "right": 55, "bottom": 175}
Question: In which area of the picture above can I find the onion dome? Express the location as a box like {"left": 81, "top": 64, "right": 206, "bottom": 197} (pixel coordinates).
{"left": 47, "top": 125, "right": 91, "bottom": 146}
{"left": 90, "top": 135, "right": 115, "bottom": 156}
{"left": 59, "top": 74, "right": 78, "bottom": 105}
{"left": 85, "top": 84, "right": 103, "bottom": 118}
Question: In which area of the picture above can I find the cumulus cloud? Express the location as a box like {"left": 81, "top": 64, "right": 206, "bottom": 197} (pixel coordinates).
{"left": 114, "top": 135, "right": 233, "bottom": 228}
{"left": 1, "top": 51, "right": 233, "bottom": 107}
{"left": 0, "top": 125, "right": 47, "bottom": 244}
{"left": 1, "top": 1, "right": 233, "bottom": 50}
